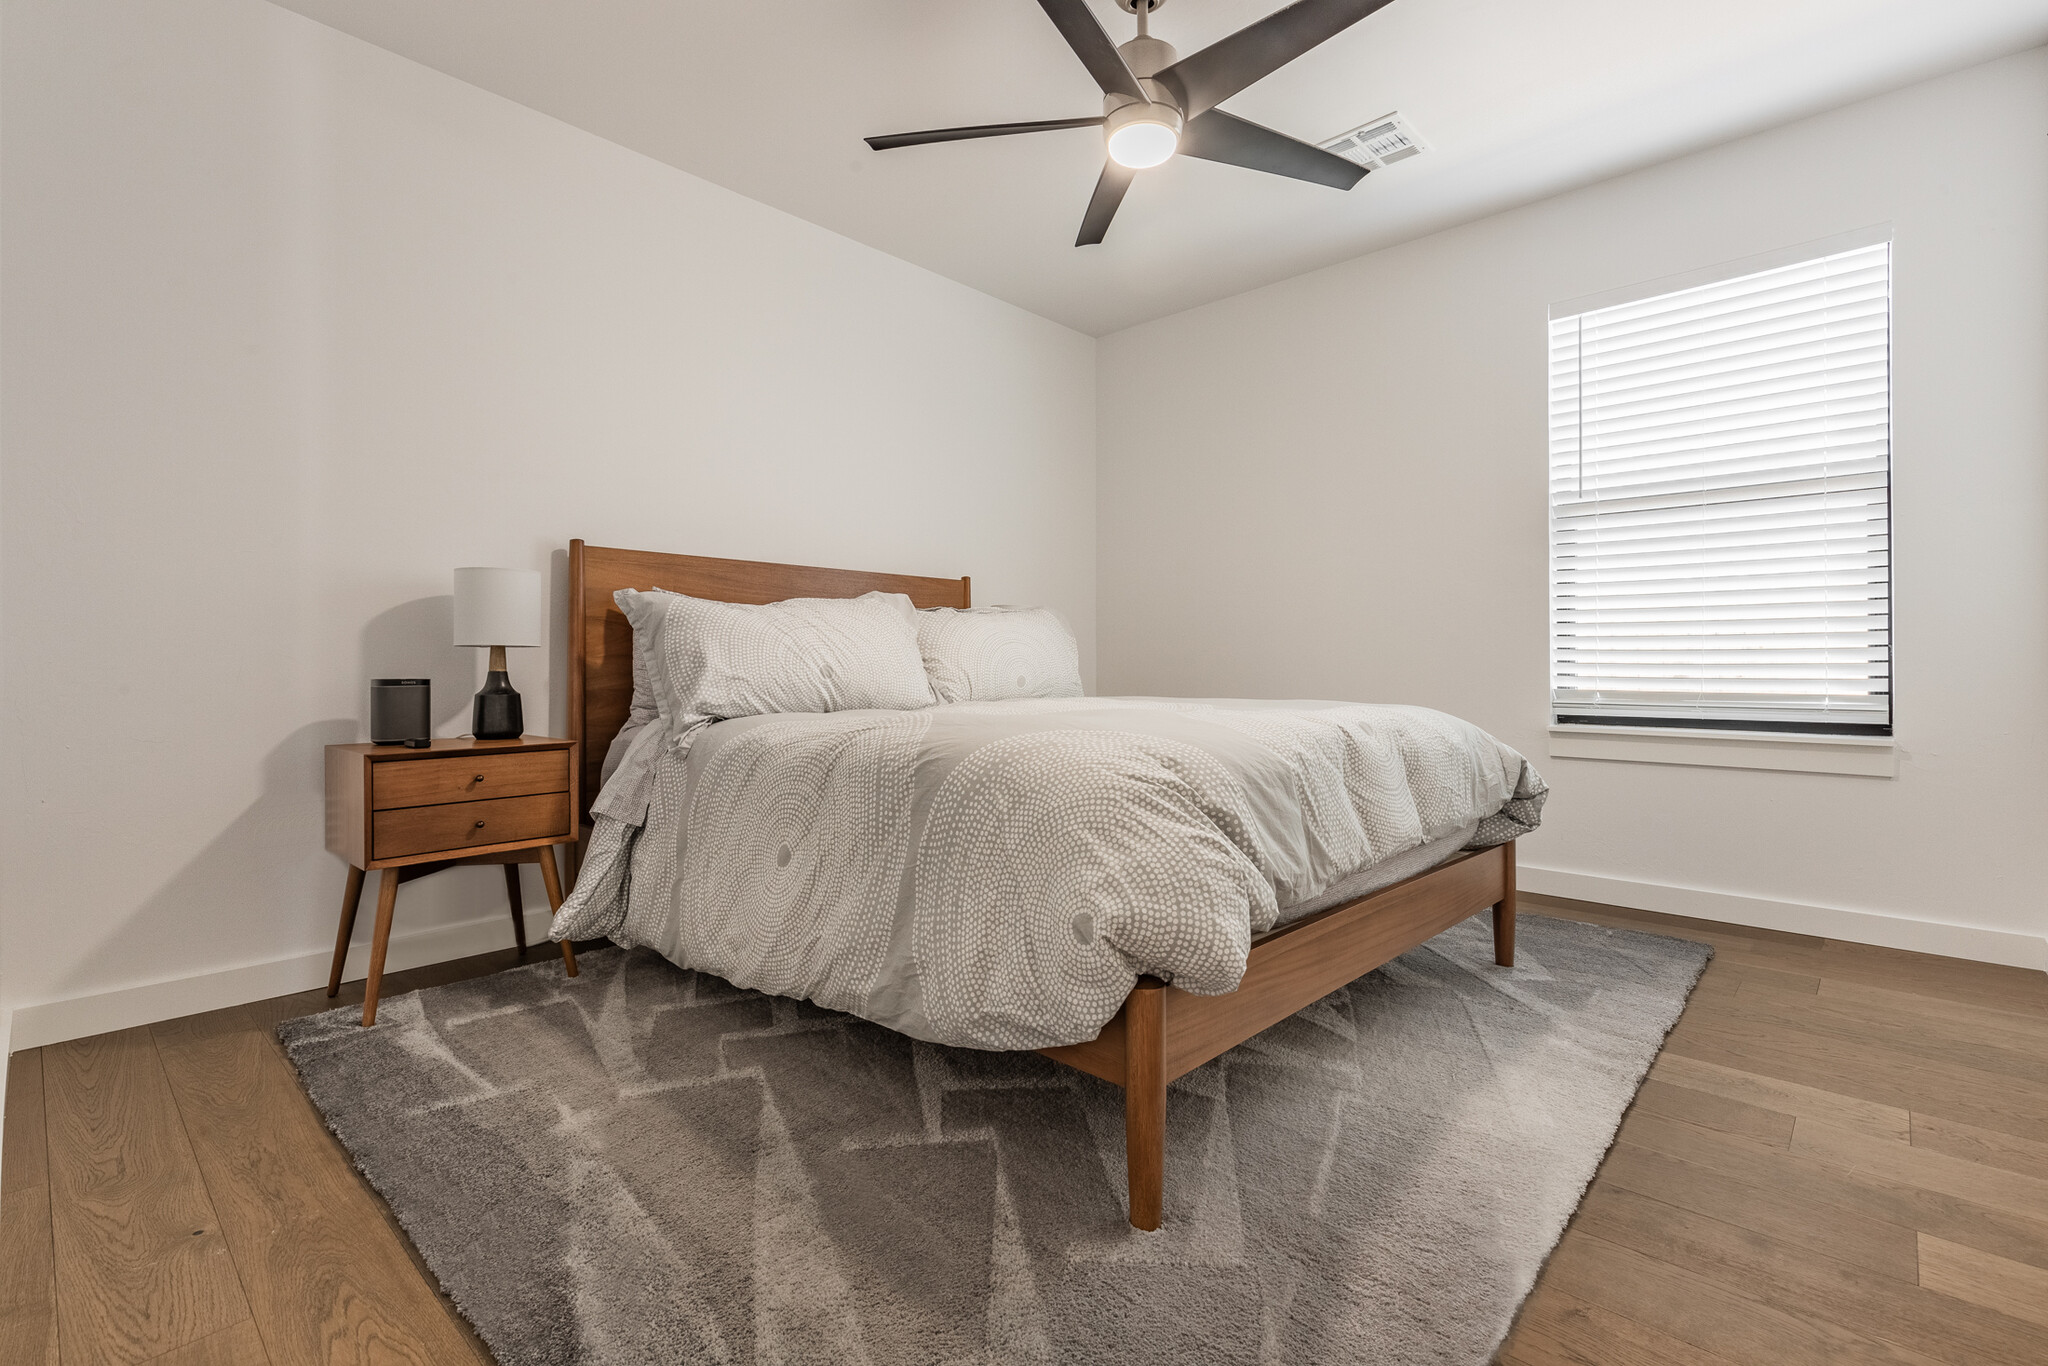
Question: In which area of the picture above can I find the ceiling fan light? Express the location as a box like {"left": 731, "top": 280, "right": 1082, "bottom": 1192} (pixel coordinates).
{"left": 1107, "top": 120, "right": 1177, "bottom": 168}
{"left": 1104, "top": 102, "right": 1183, "bottom": 169}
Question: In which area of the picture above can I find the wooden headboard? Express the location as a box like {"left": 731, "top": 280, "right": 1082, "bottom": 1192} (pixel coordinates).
{"left": 567, "top": 540, "right": 971, "bottom": 828}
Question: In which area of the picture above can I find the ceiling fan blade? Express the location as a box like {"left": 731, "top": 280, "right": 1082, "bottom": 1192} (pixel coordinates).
{"left": 1035, "top": 0, "right": 1146, "bottom": 100}
{"left": 1178, "top": 109, "right": 1365, "bottom": 189}
{"left": 1156, "top": 0, "right": 1400, "bottom": 119}
{"left": 866, "top": 116, "right": 1105, "bottom": 151}
{"left": 1076, "top": 160, "right": 1136, "bottom": 246}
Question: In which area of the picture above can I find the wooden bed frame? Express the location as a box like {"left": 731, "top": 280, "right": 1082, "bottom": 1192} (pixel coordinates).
{"left": 567, "top": 540, "right": 1516, "bottom": 1230}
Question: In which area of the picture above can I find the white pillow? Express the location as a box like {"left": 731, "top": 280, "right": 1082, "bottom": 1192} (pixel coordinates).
{"left": 917, "top": 606, "right": 1083, "bottom": 703}
{"left": 619, "top": 588, "right": 935, "bottom": 725}
{"left": 600, "top": 587, "right": 674, "bottom": 785}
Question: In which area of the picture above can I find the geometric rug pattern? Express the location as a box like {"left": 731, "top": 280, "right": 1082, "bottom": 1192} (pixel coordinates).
{"left": 280, "top": 913, "right": 1710, "bottom": 1365}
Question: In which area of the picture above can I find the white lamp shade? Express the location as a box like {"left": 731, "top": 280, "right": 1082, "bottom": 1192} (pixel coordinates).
{"left": 453, "top": 567, "right": 545, "bottom": 647}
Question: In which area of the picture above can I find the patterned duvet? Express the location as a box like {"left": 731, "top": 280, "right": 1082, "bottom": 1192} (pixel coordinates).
{"left": 552, "top": 697, "right": 1545, "bottom": 1050}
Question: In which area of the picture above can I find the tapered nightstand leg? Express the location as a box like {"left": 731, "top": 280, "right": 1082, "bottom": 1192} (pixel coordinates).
{"left": 361, "top": 867, "right": 402, "bottom": 1026}
{"left": 503, "top": 864, "right": 529, "bottom": 953}
{"left": 327, "top": 865, "right": 366, "bottom": 998}
{"left": 536, "top": 844, "right": 578, "bottom": 978}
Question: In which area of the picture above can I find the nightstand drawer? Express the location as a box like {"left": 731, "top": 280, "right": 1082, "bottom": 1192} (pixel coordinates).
{"left": 373, "top": 792, "right": 571, "bottom": 861}
{"left": 372, "top": 750, "right": 570, "bottom": 811}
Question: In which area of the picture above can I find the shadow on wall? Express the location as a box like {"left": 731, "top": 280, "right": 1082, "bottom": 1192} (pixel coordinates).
{"left": 35, "top": 596, "right": 538, "bottom": 1006}
{"left": 46, "top": 718, "right": 354, "bottom": 1000}
{"left": 46, "top": 712, "right": 537, "bottom": 1003}
{"left": 362, "top": 594, "right": 473, "bottom": 737}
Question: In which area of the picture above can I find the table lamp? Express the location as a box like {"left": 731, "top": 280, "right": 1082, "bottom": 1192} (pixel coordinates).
{"left": 453, "top": 567, "right": 544, "bottom": 740}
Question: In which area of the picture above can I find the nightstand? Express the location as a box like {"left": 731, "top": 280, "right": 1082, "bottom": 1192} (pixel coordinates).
{"left": 325, "top": 736, "right": 581, "bottom": 1025}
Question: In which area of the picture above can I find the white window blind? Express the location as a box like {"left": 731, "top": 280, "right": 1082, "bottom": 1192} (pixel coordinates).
{"left": 1549, "top": 241, "right": 1892, "bottom": 735}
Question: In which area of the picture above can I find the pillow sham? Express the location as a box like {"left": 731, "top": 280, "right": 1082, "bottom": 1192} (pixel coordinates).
{"left": 916, "top": 605, "right": 1084, "bottom": 703}
{"left": 600, "top": 586, "right": 674, "bottom": 786}
{"left": 618, "top": 587, "right": 935, "bottom": 725}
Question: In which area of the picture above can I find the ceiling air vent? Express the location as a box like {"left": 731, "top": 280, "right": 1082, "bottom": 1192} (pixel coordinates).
{"left": 1320, "top": 113, "right": 1427, "bottom": 170}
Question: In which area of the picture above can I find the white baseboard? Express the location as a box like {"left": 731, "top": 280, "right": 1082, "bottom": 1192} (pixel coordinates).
{"left": 7, "top": 908, "right": 564, "bottom": 1052}
{"left": 1521, "top": 865, "right": 2048, "bottom": 971}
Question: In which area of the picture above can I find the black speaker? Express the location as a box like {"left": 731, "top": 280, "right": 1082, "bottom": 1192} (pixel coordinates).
{"left": 370, "top": 678, "right": 432, "bottom": 747}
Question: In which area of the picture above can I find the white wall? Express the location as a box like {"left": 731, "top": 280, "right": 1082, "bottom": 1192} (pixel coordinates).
{"left": 0, "top": 0, "right": 1097, "bottom": 1047}
{"left": 1098, "top": 47, "right": 2048, "bottom": 967}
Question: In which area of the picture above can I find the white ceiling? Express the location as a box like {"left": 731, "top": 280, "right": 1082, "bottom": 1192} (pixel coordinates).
{"left": 270, "top": 0, "right": 2048, "bottom": 335}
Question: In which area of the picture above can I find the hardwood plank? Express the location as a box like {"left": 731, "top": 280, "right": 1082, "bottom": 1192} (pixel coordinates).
{"left": 1506, "top": 1287, "right": 1743, "bottom": 1366}
{"left": 1526, "top": 897, "right": 1828, "bottom": 979}
{"left": 1818, "top": 976, "right": 2048, "bottom": 1046}
{"left": 1579, "top": 1182, "right": 2048, "bottom": 1365}
{"left": 1917, "top": 1233, "right": 2048, "bottom": 1333}
{"left": 150, "top": 1319, "right": 271, "bottom": 1366}
{"left": 1704, "top": 943, "right": 1832, "bottom": 979}
{"left": 1682, "top": 985, "right": 2048, "bottom": 1087}
{"left": 1792, "top": 1118, "right": 2048, "bottom": 1223}
{"left": 1912, "top": 1112, "right": 2048, "bottom": 1183}
{"left": 242, "top": 946, "right": 535, "bottom": 1038}
{"left": 3, "top": 1049, "right": 49, "bottom": 1193}
{"left": 1819, "top": 940, "right": 2048, "bottom": 1016}
{"left": 1617, "top": 1111, "right": 2048, "bottom": 1273}
{"left": 1540, "top": 1229, "right": 1944, "bottom": 1366}
{"left": 1719, "top": 962, "right": 1822, "bottom": 997}
{"left": 1598, "top": 1140, "right": 1920, "bottom": 1281}
{"left": 1665, "top": 1013, "right": 2048, "bottom": 1142}
{"left": 149, "top": 1011, "right": 488, "bottom": 1366}
{"left": 1629, "top": 1078, "right": 1794, "bottom": 1146}
{"left": 1496, "top": 1328, "right": 1584, "bottom": 1366}
{"left": 0, "top": 1179, "right": 59, "bottom": 1366}
{"left": 1518, "top": 894, "right": 1825, "bottom": 950}
{"left": 43, "top": 1028, "right": 252, "bottom": 1366}
{"left": 1649, "top": 1052, "right": 1911, "bottom": 1141}
{"left": 0, "top": 1043, "right": 56, "bottom": 1366}
{"left": 241, "top": 986, "right": 362, "bottom": 1035}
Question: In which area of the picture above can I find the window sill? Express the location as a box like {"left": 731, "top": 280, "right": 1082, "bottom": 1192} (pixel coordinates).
{"left": 1547, "top": 724, "right": 1895, "bottom": 777}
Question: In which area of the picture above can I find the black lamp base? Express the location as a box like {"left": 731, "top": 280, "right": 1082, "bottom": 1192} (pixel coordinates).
{"left": 472, "top": 670, "right": 524, "bottom": 740}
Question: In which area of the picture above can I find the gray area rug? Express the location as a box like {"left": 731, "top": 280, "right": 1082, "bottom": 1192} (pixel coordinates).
{"left": 280, "top": 913, "right": 1710, "bottom": 1365}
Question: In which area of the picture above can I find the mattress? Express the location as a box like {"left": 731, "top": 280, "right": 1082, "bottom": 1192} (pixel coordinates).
{"left": 554, "top": 696, "right": 1545, "bottom": 1051}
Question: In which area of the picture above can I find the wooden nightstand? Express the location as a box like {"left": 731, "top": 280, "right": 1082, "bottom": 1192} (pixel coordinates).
{"left": 325, "top": 736, "right": 581, "bottom": 1025}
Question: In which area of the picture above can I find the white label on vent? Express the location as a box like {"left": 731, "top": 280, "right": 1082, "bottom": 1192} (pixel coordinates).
{"left": 1320, "top": 112, "right": 1428, "bottom": 170}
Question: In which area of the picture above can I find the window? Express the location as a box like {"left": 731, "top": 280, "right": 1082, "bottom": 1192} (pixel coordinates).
{"left": 1548, "top": 239, "right": 1892, "bottom": 737}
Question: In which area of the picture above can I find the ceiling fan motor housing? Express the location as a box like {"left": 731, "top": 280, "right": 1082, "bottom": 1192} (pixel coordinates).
{"left": 1117, "top": 35, "right": 1178, "bottom": 81}
{"left": 1106, "top": 34, "right": 1182, "bottom": 118}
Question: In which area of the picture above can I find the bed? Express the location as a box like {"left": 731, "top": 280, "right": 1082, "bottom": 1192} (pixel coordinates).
{"left": 560, "top": 540, "right": 1537, "bottom": 1230}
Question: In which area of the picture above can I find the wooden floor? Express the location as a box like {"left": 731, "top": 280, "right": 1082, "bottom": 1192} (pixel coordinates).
{"left": 2, "top": 903, "right": 2045, "bottom": 1365}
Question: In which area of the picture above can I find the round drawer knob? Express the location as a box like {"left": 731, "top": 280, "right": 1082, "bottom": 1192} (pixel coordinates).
{"left": 474, "top": 820, "right": 486, "bottom": 829}
{"left": 474, "top": 774, "right": 486, "bottom": 783}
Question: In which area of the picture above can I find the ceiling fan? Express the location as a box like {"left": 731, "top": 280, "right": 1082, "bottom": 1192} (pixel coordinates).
{"left": 866, "top": 0, "right": 1398, "bottom": 246}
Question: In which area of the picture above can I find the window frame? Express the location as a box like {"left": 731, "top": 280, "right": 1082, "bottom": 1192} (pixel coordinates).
{"left": 1545, "top": 227, "right": 1895, "bottom": 755}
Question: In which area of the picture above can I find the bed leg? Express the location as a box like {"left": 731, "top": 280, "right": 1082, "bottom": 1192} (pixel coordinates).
{"left": 1493, "top": 840, "right": 1517, "bottom": 968}
{"left": 1124, "top": 982, "right": 1166, "bottom": 1231}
